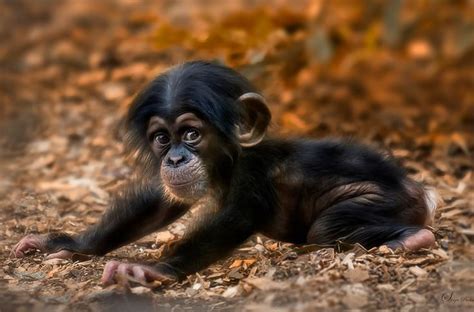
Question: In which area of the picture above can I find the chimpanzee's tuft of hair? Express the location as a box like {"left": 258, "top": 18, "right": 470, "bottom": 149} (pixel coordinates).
{"left": 124, "top": 60, "right": 257, "bottom": 173}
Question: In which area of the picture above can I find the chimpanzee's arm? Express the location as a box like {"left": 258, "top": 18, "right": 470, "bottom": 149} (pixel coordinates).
{"left": 101, "top": 202, "right": 258, "bottom": 284}
{"left": 154, "top": 199, "right": 260, "bottom": 278}
{"left": 13, "top": 183, "right": 190, "bottom": 257}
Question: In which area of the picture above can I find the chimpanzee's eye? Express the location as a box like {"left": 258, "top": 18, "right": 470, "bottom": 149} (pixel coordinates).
{"left": 183, "top": 128, "right": 201, "bottom": 143}
{"left": 154, "top": 132, "right": 170, "bottom": 145}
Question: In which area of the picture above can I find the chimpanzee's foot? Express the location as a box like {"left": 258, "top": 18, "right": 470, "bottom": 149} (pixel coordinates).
{"left": 101, "top": 260, "right": 175, "bottom": 287}
{"left": 384, "top": 228, "right": 435, "bottom": 251}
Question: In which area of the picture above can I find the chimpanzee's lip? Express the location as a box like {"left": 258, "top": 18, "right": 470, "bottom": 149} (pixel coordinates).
{"left": 167, "top": 179, "right": 201, "bottom": 187}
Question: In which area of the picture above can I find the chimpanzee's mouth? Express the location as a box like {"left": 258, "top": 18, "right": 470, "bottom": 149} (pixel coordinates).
{"left": 160, "top": 159, "right": 207, "bottom": 188}
{"left": 164, "top": 177, "right": 209, "bottom": 201}
{"left": 167, "top": 179, "right": 201, "bottom": 187}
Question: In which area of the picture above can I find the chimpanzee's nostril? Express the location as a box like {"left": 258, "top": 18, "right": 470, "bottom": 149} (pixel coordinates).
{"left": 168, "top": 155, "right": 185, "bottom": 166}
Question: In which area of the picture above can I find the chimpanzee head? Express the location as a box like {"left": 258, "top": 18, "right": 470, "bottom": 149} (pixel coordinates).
{"left": 126, "top": 61, "right": 271, "bottom": 201}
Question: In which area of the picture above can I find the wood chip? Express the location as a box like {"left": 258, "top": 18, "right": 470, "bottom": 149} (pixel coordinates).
{"left": 409, "top": 266, "right": 428, "bottom": 277}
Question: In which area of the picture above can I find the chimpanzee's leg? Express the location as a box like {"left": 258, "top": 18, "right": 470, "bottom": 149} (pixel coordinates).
{"left": 306, "top": 200, "right": 435, "bottom": 250}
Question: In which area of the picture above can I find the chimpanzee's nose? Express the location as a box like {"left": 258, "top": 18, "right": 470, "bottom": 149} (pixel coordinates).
{"left": 168, "top": 155, "right": 185, "bottom": 166}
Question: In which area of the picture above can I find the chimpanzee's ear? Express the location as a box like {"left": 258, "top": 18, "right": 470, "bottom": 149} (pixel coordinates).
{"left": 237, "top": 92, "right": 271, "bottom": 147}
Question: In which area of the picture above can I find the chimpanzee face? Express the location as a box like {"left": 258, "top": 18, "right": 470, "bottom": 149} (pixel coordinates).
{"left": 147, "top": 113, "right": 210, "bottom": 202}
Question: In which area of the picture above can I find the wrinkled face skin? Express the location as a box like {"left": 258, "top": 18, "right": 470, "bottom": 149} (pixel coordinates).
{"left": 147, "top": 113, "right": 210, "bottom": 202}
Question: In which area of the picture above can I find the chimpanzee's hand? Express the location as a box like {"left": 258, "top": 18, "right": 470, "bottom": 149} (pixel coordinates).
{"left": 11, "top": 234, "right": 73, "bottom": 259}
{"left": 101, "top": 261, "right": 177, "bottom": 288}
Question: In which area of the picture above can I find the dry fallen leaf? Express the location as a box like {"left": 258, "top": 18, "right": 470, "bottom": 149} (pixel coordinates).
{"left": 344, "top": 267, "right": 370, "bottom": 283}
{"left": 229, "top": 259, "right": 243, "bottom": 269}
{"left": 154, "top": 231, "right": 175, "bottom": 244}
{"left": 243, "top": 276, "right": 286, "bottom": 291}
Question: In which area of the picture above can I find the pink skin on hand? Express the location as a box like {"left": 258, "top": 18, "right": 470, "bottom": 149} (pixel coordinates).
{"left": 11, "top": 235, "right": 73, "bottom": 259}
{"left": 11, "top": 235, "right": 46, "bottom": 258}
{"left": 101, "top": 261, "right": 173, "bottom": 287}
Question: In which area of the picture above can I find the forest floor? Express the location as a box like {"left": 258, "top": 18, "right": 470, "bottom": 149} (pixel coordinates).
{"left": 0, "top": 1, "right": 473, "bottom": 311}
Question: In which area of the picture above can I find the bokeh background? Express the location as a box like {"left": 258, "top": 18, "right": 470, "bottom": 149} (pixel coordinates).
{"left": 0, "top": 1, "right": 473, "bottom": 311}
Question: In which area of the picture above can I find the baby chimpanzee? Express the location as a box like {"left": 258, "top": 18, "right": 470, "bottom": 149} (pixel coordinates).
{"left": 13, "top": 61, "right": 438, "bottom": 286}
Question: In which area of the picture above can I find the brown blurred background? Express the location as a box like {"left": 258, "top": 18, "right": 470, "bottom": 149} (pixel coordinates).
{"left": 1, "top": 0, "right": 473, "bottom": 153}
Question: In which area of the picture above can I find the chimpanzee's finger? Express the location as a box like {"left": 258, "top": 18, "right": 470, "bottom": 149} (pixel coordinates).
{"left": 11, "top": 235, "right": 44, "bottom": 258}
{"left": 132, "top": 266, "right": 147, "bottom": 284}
{"left": 101, "top": 260, "right": 120, "bottom": 286}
